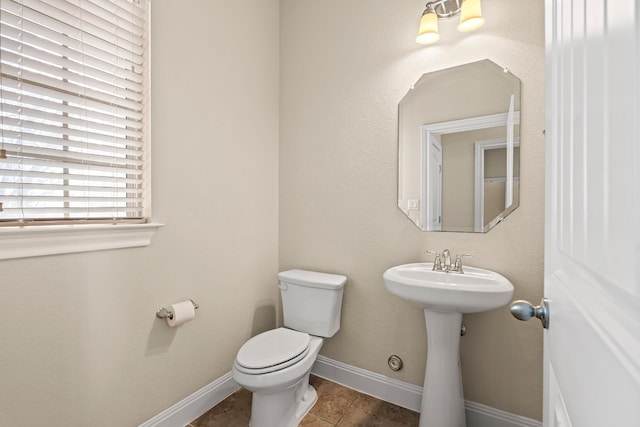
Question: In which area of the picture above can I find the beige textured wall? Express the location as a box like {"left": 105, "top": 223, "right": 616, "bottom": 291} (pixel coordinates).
{"left": 280, "top": 0, "right": 544, "bottom": 420}
{"left": 0, "top": 1, "right": 279, "bottom": 426}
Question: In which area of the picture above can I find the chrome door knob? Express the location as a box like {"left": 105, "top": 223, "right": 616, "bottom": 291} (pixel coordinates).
{"left": 510, "top": 298, "right": 550, "bottom": 329}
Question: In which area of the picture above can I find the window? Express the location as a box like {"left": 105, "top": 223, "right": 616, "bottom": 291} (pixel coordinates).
{"left": 0, "top": 0, "right": 158, "bottom": 260}
{"left": 0, "top": 0, "right": 148, "bottom": 225}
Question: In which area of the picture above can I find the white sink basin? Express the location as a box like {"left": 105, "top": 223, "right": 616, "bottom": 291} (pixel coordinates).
{"left": 383, "top": 262, "right": 514, "bottom": 313}
{"left": 383, "top": 262, "right": 514, "bottom": 426}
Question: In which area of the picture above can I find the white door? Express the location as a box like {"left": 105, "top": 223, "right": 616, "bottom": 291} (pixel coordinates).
{"left": 424, "top": 133, "right": 442, "bottom": 231}
{"left": 505, "top": 94, "right": 515, "bottom": 208}
{"left": 544, "top": 1, "right": 640, "bottom": 426}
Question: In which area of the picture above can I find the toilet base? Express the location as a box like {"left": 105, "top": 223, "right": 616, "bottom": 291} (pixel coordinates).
{"left": 233, "top": 335, "right": 324, "bottom": 427}
{"left": 249, "top": 373, "right": 318, "bottom": 427}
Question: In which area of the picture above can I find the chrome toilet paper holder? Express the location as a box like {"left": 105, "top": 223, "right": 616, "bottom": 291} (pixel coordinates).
{"left": 156, "top": 299, "right": 199, "bottom": 320}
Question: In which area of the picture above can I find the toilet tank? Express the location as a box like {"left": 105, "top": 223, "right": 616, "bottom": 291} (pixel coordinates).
{"left": 278, "top": 269, "right": 347, "bottom": 337}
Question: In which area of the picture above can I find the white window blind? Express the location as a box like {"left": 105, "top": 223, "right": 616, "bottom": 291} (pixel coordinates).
{"left": 0, "top": 0, "right": 147, "bottom": 225}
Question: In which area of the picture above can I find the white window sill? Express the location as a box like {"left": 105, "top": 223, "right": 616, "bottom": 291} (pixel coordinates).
{"left": 0, "top": 223, "right": 163, "bottom": 260}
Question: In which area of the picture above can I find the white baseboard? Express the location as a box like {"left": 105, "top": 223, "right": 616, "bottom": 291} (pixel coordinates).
{"left": 311, "top": 355, "right": 423, "bottom": 412}
{"left": 311, "top": 355, "right": 542, "bottom": 427}
{"left": 465, "top": 401, "right": 542, "bottom": 427}
{"left": 138, "top": 372, "right": 240, "bottom": 427}
{"left": 139, "top": 356, "right": 542, "bottom": 427}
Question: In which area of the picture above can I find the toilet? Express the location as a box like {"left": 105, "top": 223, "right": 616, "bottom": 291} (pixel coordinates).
{"left": 232, "top": 269, "right": 347, "bottom": 427}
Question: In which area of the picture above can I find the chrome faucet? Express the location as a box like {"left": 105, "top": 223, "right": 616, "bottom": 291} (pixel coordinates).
{"left": 426, "top": 249, "right": 473, "bottom": 274}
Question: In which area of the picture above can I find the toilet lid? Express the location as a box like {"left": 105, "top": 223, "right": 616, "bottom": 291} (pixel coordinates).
{"left": 236, "top": 328, "right": 310, "bottom": 372}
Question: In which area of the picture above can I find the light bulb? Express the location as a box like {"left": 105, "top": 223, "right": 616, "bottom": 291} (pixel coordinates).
{"left": 458, "top": 0, "right": 485, "bottom": 32}
{"left": 416, "top": 11, "right": 440, "bottom": 44}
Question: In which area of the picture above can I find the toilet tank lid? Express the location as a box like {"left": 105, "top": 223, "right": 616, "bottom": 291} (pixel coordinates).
{"left": 278, "top": 269, "right": 347, "bottom": 290}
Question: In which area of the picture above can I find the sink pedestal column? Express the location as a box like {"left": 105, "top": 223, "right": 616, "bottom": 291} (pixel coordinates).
{"left": 420, "top": 309, "right": 465, "bottom": 427}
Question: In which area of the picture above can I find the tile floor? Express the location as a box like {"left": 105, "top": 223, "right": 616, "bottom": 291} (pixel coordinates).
{"left": 189, "top": 375, "right": 420, "bottom": 426}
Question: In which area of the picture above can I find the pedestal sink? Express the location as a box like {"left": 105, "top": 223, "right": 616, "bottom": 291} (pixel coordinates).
{"left": 382, "top": 262, "right": 514, "bottom": 427}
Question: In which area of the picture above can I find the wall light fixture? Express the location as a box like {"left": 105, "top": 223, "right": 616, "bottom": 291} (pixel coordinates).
{"left": 416, "top": 0, "right": 485, "bottom": 45}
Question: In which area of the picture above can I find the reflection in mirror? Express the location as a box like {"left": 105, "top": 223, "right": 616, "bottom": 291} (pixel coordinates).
{"left": 398, "top": 59, "right": 521, "bottom": 232}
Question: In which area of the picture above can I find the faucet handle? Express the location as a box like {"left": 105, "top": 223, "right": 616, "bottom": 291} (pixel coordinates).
{"left": 453, "top": 253, "right": 473, "bottom": 273}
{"left": 425, "top": 250, "right": 439, "bottom": 259}
{"left": 425, "top": 250, "right": 442, "bottom": 271}
{"left": 433, "top": 253, "right": 442, "bottom": 271}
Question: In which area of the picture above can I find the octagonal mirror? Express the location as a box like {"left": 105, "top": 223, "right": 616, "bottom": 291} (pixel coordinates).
{"left": 398, "top": 59, "right": 521, "bottom": 232}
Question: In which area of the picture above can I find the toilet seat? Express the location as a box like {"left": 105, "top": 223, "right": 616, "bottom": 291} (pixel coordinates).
{"left": 235, "top": 328, "right": 310, "bottom": 375}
